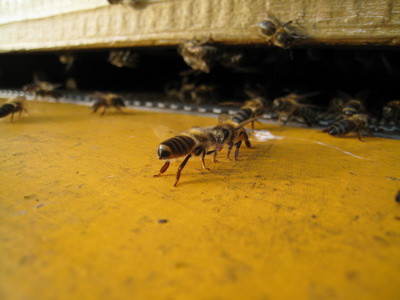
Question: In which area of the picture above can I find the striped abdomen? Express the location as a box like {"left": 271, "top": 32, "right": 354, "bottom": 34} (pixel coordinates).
{"left": 343, "top": 100, "right": 363, "bottom": 116}
{"left": 0, "top": 103, "right": 18, "bottom": 118}
{"left": 232, "top": 108, "right": 253, "bottom": 124}
{"left": 327, "top": 120, "right": 356, "bottom": 136}
{"left": 157, "top": 135, "right": 196, "bottom": 160}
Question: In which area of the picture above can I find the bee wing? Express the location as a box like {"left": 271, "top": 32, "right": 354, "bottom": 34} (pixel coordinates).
{"left": 266, "top": 10, "right": 280, "bottom": 25}
{"left": 152, "top": 125, "right": 179, "bottom": 141}
{"left": 336, "top": 90, "right": 353, "bottom": 102}
{"left": 218, "top": 113, "right": 231, "bottom": 124}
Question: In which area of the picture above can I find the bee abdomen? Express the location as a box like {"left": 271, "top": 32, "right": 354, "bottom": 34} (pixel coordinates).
{"left": 232, "top": 108, "right": 253, "bottom": 124}
{"left": 327, "top": 120, "right": 356, "bottom": 136}
{"left": 343, "top": 101, "right": 363, "bottom": 115}
{"left": 158, "top": 135, "right": 196, "bottom": 159}
{"left": 0, "top": 103, "right": 16, "bottom": 118}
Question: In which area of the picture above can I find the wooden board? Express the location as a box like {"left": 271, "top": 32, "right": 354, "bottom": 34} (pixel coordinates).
{"left": 0, "top": 0, "right": 399, "bottom": 52}
{"left": 0, "top": 100, "right": 400, "bottom": 300}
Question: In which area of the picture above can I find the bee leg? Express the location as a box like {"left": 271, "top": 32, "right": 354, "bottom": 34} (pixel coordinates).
{"left": 116, "top": 105, "right": 124, "bottom": 114}
{"left": 174, "top": 154, "right": 192, "bottom": 187}
{"left": 153, "top": 161, "right": 170, "bottom": 177}
{"left": 201, "top": 150, "right": 210, "bottom": 171}
{"left": 101, "top": 106, "right": 107, "bottom": 116}
{"left": 234, "top": 141, "right": 243, "bottom": 161}
{"left": 227, "top": 142, "right": 234, "bottom": 160}
{"left": 11, "top": 112, "right": 15, "bottom": 122}
{"left": 251, "top": 121, "right": 255, "bottom": 132}
{"left": 206, "top": 150, "right": 218, "bottom": 163}
{"left": 282, "top": 116, "right": 291, "bottom": 126}
{"left": 240, "top": 131, "right": 253, "bottom": 149}
{"left": 356, "top": 129, "right": 365, "bottom": 142}
{"left": 92, "top": 104, "right": 100, "bottom": 113}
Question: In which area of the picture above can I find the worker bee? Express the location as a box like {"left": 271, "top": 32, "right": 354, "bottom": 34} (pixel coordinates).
{"left": 0, "top": 96, "right": 27, "bottom": 121}
{"left": 258, "top": 11, "right": 300, "bottom": 49}
{"left": 212, "top": 115, "right": 256, "bottom": 161}
{"left": 154, "top": 127, "right": 217, "bottom": 187}
{"left": 91, "top": 92, "right": 126, "bottom": 115}
{"left": 165, "top": 77, "right": 217, "bottom": 105}
{"left": 108, "top": 50, "right": 139, "bottom": 68}
{"left": 22, "top": 79, "right": 62, "bottom": 101}
{"left": 337, "top": 90, "right": 368, "bottom": 117}
{"left": 178, "top": 39, "right": 219, "bottom": 73}
{"left": 231, "top": 97, "right": 267, "bottom": 131}
{"left": 382, "top": 100, "right": 400, "bottom": 124}
{"left": 272, "top": 93, "right": 318, "bottom": 127}
{"left": 323, "top": 114, "right": 371, "bottom": 141}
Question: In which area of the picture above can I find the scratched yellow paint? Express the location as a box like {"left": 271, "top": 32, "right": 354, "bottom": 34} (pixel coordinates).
{"left": 0, "top": 100, "right": 400, "bottom": 300}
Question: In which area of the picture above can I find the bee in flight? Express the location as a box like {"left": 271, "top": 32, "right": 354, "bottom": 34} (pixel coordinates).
{"left": 91, "top": 92, "right": 126, "bottom": 115}
{"left": 231, "top": 97, "right": 267, "bottom": 132}
{"left": 0, "top": 96, "right": 27, "bottom": 121}
{"left": 258, "top": 11, "right": 301, "bottom": 49}
{"left": 323, "top": 114, "right": 371, "bottom": 142}
{"left": 154, "top": 127, "right": 217, "bottom": 187}
{"left": 178, "top": 39, "right": 219, "bottom": 74}
{"left": 212, "top": 115, "right": 257, "bottom": 161}
{"left": 272, "top": 93, "right": 318, "bottom": 127}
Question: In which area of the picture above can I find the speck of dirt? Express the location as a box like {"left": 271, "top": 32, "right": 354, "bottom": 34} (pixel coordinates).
{"left": 158, "top": 219, "right": 169, "bottom": 224}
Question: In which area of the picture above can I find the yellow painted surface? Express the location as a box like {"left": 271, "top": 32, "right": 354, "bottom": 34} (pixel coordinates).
{"left": 1, "top": 101, "right": 400, "bottom": 300}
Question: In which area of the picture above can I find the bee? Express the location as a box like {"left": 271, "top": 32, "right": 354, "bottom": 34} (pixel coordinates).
{"left": 232, "top": 97, "right": 266, "bottom": 131}
{"left": 108, "top": 50, "right": 139, "bottom": 68}
{"left": 22, "top": 80, "right": 61, "bottom": 100}
{"left": 0, "top": 96, "right": 27, "bottom": 121}
{"left": 178, "top": 39, "right": 219, "bottom": 73}
{"left": 91, "top": 92, "right": 126, "bottom": 115}
{"left": 272, "top": 93, "right": 318, "bottom": 127}
{"left": 337, "top": 90, "right": 368, "bottom": 117}
{"left": 258, "top": 11, "right": 300, "bottom": 49}
{"left": 154, "top": 127, "right": 217, "bottom": 187}
{"left": 190, "top": 84, "right": 217, "bottom": 106}
{"left": 323, "top": 114, "right": 371, "bottom": 141}
{"left": 212, "top": 115, "right": 256, "bottom": 161}
{"left": 165, "top": 77, "right": 217, "bottom": 105}
{"left": 382, "top": 100, "right": 400, "bottom": 124}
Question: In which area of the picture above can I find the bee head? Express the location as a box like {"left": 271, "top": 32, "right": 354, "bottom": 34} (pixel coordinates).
{"left": 258, "top": 20, "right": 276, "bottom": 36}
{"left": 212, "top": 126, "right": 230, "bottom": 151}
{"left": 157, "top": 144, "right": 172, "bottom": 160}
